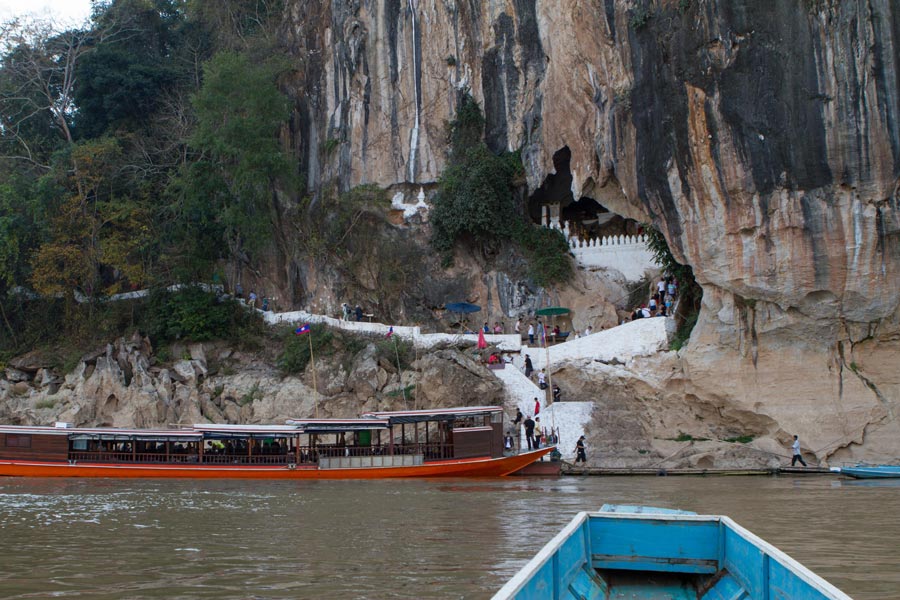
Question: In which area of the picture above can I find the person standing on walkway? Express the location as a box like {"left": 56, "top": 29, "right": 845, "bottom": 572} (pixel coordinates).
{"left": 533, "top": 396, "right": 541, "bottom": 416}
{"left": 524, "top": 354, "right": 533, "bottom": 378}
{"left": 527, "top": 323, "right": 535, "bottom": 345}
{"left": 575, "top": 435, "right": 587, "bottom": 463}
{"left": 790, "top": 435, "right": 807, "bottom": 466}
{"left": 524, "top": 415, "right": 536, "bottom": 450}
{"left": 533, "top": 418, "right": 543, "bottom": 449}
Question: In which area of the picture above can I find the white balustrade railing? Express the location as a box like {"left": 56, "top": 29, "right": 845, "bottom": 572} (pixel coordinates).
{"left": 543, "top": 207, "right": 657, "bottom": 281}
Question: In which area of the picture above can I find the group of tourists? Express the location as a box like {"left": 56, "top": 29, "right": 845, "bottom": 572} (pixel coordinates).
{"left": 482, "top": 322, "right": 506, "bottom": 334}
{"left": 235, "top": 284, "right": 270, "bottom": 312}
{"left": 341, "top": 302, "right": 364, "bottom": 322}
{"left": 509, "top": 408, "right": 587, "bottom": 463}
{"left": 629, "top": 276, "right": 678, "bottom": 320}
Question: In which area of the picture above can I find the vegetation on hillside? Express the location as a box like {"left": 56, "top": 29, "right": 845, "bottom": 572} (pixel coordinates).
{"left": 430, "top": 94, "right": 572, "bottom": 288}
{"left": 644, "top": 225, "right": 703, "bottom": 349}
{"left": 0, "top": 0, "right": 293, "bottom": 356}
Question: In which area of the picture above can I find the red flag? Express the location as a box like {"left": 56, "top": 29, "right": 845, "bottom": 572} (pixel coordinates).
{"left": 477, "top": 329, "right": 487, "bottom": 349}
{"left": 386, "top": 326, "right": 393, "bottom": 338}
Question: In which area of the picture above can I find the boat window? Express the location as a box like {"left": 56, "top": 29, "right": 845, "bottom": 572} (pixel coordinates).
{"left": 71, "top": 439, "right": 88, "bottom": 450}
{"left": 5, "top": 434, "right": 32, "bottom": 448}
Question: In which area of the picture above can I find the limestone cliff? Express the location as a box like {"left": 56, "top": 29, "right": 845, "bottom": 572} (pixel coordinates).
{"left": 280, "top": 0, "right": 900, "bottom": 461}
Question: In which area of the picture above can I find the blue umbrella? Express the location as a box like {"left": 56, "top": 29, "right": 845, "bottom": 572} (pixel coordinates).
{"left": 445, "top": 302, "right": 481, "bottom": 334}
{"left": 444, "top": 302, "right": 481, "bottom": 314}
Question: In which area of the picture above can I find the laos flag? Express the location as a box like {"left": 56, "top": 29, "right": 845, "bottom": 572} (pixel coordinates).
{"left": 294, "top": 323, "right": 311, "bottom": 335}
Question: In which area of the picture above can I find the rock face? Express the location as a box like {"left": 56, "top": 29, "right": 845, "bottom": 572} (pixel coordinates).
{"left": 0, "top": 337, "right": 504, "bottom": 429}
{"left": 281, "top": 1, "right": 900, "bottom": 461}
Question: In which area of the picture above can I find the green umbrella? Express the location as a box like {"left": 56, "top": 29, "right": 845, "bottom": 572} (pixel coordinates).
{"left": 535, "top": 306, "right": 570, "bottom": 317}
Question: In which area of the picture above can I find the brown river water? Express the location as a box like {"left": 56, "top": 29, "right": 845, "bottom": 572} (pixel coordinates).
{"left": 0, "top": 475, "right": 897, "bottom": 599}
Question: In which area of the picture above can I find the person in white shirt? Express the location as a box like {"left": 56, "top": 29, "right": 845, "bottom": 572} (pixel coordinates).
{"left": 537, "top": 370, "right": 547, "bottom": 389}
{"left": 790, "top": 435, "right": 807, "bottom": 466}
{"left": 527, "top": 323, "right": 535, "bottom": 345}
{"left": 584, "top": 325, "right": 593, "bottom": 336}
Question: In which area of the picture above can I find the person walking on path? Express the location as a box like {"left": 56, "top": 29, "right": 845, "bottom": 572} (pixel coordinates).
{"left": 524, "top": 415, "right": 536, "bottom": 450}
{"left": 575, "top": 435, "right": 587, "bottom": 464}
{"left": 527, "top": 323, "right": 535, "bottom": 345}
{"left": 533, "top": 396, "right": 540, "bottom": 417}
{"left": 790, "top": 435, "right": 807, "bottom": 466}
{"left": 524, "top": 354, "right": 533, "bottom": 378}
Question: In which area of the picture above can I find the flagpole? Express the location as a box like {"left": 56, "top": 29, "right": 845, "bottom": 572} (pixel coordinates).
{"left": 413, "top": 326, "right": 419, "bottom": 411}
{"left": 393, "top": 334, "right": 407, "bottom": 409}
{"left": 308, "top": 330, "right": 318, "bottom": 418}
{"left": 542, "top": 318, "right": 555, "bottom": 446}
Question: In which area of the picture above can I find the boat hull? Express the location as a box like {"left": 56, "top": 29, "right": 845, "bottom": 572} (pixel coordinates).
{"left": 494, "top": 508, "right": 851, "bottom": 600}
{"left": 839, "top": 465, "right": 900, "bottom": 479}
{"left": 0, "top": 447, "right": 552, "bottom": 479}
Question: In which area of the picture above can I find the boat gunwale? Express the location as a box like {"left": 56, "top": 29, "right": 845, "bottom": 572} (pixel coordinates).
{"left": 0, "top": 447, "right": 553, "bottom": 478}
{"left": 492, "top": 510, "right": 852, "bottom": 600}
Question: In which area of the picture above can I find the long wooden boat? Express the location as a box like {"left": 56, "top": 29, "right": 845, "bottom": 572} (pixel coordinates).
{"left": 493, "top": 505, "right": 851, "bottom": 600}
{"left": 0, "top": 406, "right": 552, "bottom": 479}
{"left": 833, "top": 464, "right": 900, "bottom": 479}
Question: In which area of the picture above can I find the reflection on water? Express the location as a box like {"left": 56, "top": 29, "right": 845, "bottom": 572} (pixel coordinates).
{"left": 0, "top": 475, "right": 897, "bottom": 599}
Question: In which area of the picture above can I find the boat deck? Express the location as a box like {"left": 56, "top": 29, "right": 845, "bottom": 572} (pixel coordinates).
{"left": 493, "top": 510, "right": 850, "bottom": 600}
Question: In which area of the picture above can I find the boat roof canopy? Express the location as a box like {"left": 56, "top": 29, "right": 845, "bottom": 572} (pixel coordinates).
{"left": 284, "top": 418, "right": 390, "bottom": 433}
{"left": 0, "top": 425, "right": 201, "bottom": 441}
{"left": 362, "top": 406, "right": 503, "bottom": 424}
{"left": 192, "top": 424, "right": 303, "bottom": 438}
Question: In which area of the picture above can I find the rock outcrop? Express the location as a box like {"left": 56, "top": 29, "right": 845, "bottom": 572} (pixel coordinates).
{"left": 0, "top": 336, "right": 504, "bottom": 429}
{"left": 278, "top": 1, "right": 900, "bottom": 461}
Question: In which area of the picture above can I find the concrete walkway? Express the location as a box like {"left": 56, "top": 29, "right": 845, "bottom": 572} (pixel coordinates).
{"left": 264, "top": 309, "right": 522, "bottom": 351}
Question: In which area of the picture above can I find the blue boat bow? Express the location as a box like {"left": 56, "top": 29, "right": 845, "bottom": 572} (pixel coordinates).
{"left": 494, "top": 507, "right": 850, "bottom": 599}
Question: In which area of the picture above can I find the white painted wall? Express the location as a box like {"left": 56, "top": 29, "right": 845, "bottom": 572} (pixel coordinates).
{"left": 569, "top": 235, "right": 657, "bottom": 282}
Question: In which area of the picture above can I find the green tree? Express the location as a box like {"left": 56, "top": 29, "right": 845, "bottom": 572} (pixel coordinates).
{"left": 166, "top": 50, "right": 294, "bottom": 278}
{"left": 430, "top": 94, "right": 571, "bottom": 286}
{"left": 644, "top": 225, "right": 703, "bottom": 347}
{"left": 73, "top": 0, "right": 189, "bottom": 138}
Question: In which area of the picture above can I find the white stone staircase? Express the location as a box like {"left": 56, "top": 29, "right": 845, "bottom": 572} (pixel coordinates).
{"left": 263, "top": 302, "right": 670, "bottom": 461}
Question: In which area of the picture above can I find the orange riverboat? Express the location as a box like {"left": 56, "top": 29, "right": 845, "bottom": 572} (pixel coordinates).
{"left": 0, "top": 406, "right": 553, "bottom": 479}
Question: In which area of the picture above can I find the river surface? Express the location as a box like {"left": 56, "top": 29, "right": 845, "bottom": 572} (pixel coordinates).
{"left": 0, "top": 475, "right": 897, "bottom": 599}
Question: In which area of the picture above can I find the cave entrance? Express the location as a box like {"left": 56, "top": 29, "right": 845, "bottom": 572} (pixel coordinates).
{"left": 528, "top": 147, "right": 642, "bottom": 240}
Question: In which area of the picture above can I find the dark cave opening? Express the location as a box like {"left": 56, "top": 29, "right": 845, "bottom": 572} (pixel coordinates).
{"left": 528, "top": 146, "right": 642, "bottom": 239}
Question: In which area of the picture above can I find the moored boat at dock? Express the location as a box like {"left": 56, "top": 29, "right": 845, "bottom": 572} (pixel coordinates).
{"left": 0, "top": 406, "right": 552, "bottom": 479}
{"left": 494, "top": 505, "right": 851, "bottom": 600}
{"left": 832, "top": 464, "right": 900, "bottom": 479}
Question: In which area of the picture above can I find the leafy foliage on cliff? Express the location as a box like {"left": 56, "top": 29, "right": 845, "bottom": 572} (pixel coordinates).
{"left": 644, "top": 225, "right": 703, "bottom": 349}
{"left": 431, "top": 94, "right": 572, "bottom": 287}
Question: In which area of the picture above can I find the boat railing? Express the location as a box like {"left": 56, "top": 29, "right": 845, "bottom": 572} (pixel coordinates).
{"left": 201, "top": 454, "right": 294, "bottom": 465}
{"left": 67, "top": 442, "right": 457, "bottom": 465}
{"left": 68, "top": 451, "right": 197, "bottom": 463}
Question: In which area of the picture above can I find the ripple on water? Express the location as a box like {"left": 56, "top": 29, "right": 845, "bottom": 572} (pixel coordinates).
{"left": 0, "top": 476, "right": 897, "bottom": 599}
